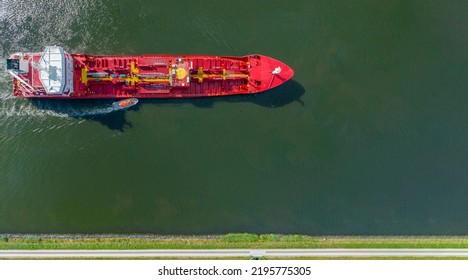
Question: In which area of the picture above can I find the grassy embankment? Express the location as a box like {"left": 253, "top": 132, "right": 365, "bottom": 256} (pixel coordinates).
{"left": 3, "top": 233, "right": 468, "bottom": 250}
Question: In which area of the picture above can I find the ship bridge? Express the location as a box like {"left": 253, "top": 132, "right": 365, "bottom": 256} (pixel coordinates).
{"left": 38, "top": 46, "right": 74, "bottom": 95}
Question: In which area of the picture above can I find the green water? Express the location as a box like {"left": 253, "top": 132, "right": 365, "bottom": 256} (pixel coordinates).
{"left": 0, "top": 0, "right": 467, "bottom": 234}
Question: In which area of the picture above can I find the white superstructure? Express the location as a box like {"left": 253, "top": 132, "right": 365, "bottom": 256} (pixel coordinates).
{"left": 6, "top": 46, "right": 75, "bottom": 96}
{"left": 38, "top": 46, "right": 74, "bottom": 95}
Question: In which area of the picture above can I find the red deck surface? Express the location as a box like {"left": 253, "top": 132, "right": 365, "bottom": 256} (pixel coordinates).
{"left": 12, "top": 53, "right": 294, "bottom": 99}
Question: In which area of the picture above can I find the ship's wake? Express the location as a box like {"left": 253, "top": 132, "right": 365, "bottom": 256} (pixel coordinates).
{"left": 0, "top": 98, "right": 125, "bottom": 119}
{"left": 30, "top": 100, "right": 124, "bottom": 117}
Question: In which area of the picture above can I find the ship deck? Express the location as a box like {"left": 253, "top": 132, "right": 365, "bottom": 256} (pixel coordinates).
{"left": 71, "top": 55, "right": 253, "bottom": 98}
{"left": 11, "top": 51, "right": 294, "bottom": 99}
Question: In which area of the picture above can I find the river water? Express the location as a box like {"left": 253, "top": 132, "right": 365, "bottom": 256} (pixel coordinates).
{"left": 0, "top": 0, "right": 467, "bottom": 234}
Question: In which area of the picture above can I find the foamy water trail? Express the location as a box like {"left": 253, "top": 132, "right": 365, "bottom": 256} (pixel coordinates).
{"left": 0, "top": 102, "right": 67, "bottom": 118}
{"left": 0, "top": 82, "right": 123, "bottom": 120}
{"left": 0, "top": 100, "right": 124, "bottom": 119}
{"left": 56, "top": 105, "right": 121, "bottom": 117}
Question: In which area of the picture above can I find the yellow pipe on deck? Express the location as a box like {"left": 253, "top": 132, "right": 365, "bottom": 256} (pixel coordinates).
{"left": 191, "top": 67, "right": 248, "bottom": 81}
{"left": 130, "top": 61, "right": 139, "bottom": 74}
{"left": 140, "top": 78, "right": 170, "bottom": 83}
{"left": 81, "top": 68, "right": 88, "bottom": 84}
{"left": 190, "top": 73, "right": 249, "bottom": 80}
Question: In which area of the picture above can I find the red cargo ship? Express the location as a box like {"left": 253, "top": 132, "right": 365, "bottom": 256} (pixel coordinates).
{"left": 6, "top": 46, "right": 294, "bottom": 99}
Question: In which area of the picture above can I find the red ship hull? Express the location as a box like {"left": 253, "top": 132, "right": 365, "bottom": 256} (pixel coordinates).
{"left": 7, "top": 47, "right": 294, "bottom": 99}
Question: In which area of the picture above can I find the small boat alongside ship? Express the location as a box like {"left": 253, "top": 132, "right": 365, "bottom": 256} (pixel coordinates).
{"left": 5, "top": 46, "right": 294, "bottom": 99}
{"left": 112, "top": 98, "right": 138, "bottom": 110}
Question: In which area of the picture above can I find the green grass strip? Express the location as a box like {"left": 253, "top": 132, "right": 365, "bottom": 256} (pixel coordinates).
{"left": 2, "top": 234, "right": 468, "bottom": 250}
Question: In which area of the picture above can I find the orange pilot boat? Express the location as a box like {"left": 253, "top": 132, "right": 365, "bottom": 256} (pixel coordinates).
{"left": 112, "top": 98, "right": 139, "bottom": 109}
{"left": 6, "top": 46, "right": 294, "bottom": 99}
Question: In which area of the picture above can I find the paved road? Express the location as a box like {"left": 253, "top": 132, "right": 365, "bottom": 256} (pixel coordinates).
{"left": 2, "top": 249, "right": 468, "bottom": 258}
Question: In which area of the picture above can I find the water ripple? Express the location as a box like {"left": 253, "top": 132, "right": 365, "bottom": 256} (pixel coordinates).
{"left": 0, "top": 0, "right": 116, "bottom": 56}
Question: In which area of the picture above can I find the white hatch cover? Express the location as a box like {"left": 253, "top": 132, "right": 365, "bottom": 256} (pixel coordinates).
{"left": 39, "top": 46, "right": 73, "bottom": 95}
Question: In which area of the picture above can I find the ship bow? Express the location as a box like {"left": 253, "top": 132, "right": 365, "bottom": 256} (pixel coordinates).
{"left": 248, "top": 55, "right": 294, "bottom": 93}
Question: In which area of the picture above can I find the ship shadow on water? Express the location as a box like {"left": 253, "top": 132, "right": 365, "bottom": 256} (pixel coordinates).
{"left": 88, "top": 109, "right": 135, "bottom": 131}
{"left": 140, "top": 79, "right": 305, "bottom": 109}
{"left": 28, "top": 80, "right": 304, "bottom": 131}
